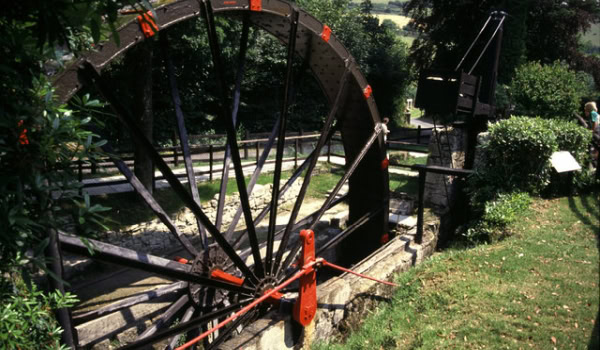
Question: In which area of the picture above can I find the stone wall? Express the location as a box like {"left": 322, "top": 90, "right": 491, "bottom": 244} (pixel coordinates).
{"left": 96, "top": 181, "right": 303, "bottom": 254}
{"left": 424, "top": 126, "right": 467, "bottom": 212}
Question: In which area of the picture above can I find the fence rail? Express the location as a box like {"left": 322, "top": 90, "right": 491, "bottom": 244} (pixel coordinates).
{"left": 74, "top": 126, "right": 433, "bottom": 190}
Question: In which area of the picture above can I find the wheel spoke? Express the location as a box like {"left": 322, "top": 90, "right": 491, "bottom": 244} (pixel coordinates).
{"left": 224, "top": 118, "right": 280, "bottom": 241}
{"left": 200, "top": 0, "right": 264, "bottom": 278}
{"left": 58, "top": 232, "right": 253, "bottom": 294}
{"left": 80, "top": 61, "right": 259, "bottom": 285}
{"left": 206, "top": 311, "right": 256, "bottom": 350}
{"left": 117, "top": 300, "right": 252, "bottom": 350}
{"left": 165, "top": 305, "right": 195, "bottom": 350}
{"left": 266, "top": 9, "right": 300, "bottom": 276}
{"left": 272, "top": 64, "right": 352, "bottom": 276}
{"left": 215, "top": 16, "right": 250, "bottom": 230}
{"left": 137, "top": 294, "right": 190, "bottom": 341}
{"left": 73, "top": 282, "right": 186, "bottom": 323}
{"left": 93, "top": 138, "right": 200, "bottom": 257}
{"left": 160, "top": 33, "right": 209, "bottom": 251}
{"left": 229, "top": 128, "right": 336, "bottom": 250}
{"left": 277, "top": 125, "right": 383, "bottom": 277}
{"left": 315, "top": 204, "right": 385, "bottom": 257}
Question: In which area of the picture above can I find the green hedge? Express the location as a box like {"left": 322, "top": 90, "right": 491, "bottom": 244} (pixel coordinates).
{"left": 469, "top": 116, "right": 593, "bottom": 207}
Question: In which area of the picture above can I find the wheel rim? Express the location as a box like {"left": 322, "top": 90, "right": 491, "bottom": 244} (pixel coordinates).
{"left": 53, "top": 1, "right": 389, "bottom": 348}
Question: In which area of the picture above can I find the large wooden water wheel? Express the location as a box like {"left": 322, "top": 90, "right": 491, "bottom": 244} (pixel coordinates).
{"left": 52, "top": 0, "right": 389, "bottom": 348}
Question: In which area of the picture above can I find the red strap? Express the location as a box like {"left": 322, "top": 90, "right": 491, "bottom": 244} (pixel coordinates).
{"left": 363, "top": 85, "right": 373, "bottom": 99}
{"left": 250, "top": 0, "right": 262, "bottom": 11}
{"left": 321, "top": 25, "right": 332, "bottom": 42}
{"left": 137, "top": 11, "right": 159, "bottom": 38}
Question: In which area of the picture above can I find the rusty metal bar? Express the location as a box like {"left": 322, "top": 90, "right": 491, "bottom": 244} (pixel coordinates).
{"left": 200, "top": 0, "right": 264, "bottom": 277}
{"left": 278, "top": 125, "right": 383, "bottom": 276}
{"left": 58, "top": 232, "right": 253, "bottom": 294}
{"left": 161, "top": 33, "right": 208, "bottom": 250}
{"left": 224, "top": 119, "right": 280, "bottom": 240}
{"left": 117, "top": 300, "right": 251, "bottom": 350}
{"left": 272, "top": 64, "right": 351, "bottom": 276}
{"left": 215, "top": 15, "right": 250, "bottom": 231}
{"left": 136, "top": 294, "right": 190, "bottom": 341}
{"left": 266, "top": 8, "right": 300, "bottom": 276}
{"left": 73, "top": 282, "right": 186, "bottom": 322}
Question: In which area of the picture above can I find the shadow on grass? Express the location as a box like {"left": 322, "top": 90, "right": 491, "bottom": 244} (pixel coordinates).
{"left": 567, "top": 192, "right": 600, "bottom": 349}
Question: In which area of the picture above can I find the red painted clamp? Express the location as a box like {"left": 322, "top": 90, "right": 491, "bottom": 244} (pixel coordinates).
{"left": 293, "top": 229, "right": 318, "bottom": 326}
{"left": 137, "top": 11, "right": 159, "bottom": 38}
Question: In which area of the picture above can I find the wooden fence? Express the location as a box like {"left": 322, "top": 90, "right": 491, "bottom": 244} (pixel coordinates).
{"left": 75, "top": 126, "right": 434, "bottom": 189}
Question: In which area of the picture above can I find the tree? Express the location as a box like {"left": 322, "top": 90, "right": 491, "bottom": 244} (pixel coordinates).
{"left": 0, "top": 1, "right": 147, "bottom": 347}
{"left": 509, "top": 60, "right": 588, "bottom": 119}
{"left": 297, "top": 0, "right": 413, "bottom": 123}
{"left": 404, "top": 0, "right": 600, "bottom": 85}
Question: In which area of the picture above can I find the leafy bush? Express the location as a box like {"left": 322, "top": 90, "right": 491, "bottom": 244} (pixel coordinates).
{"left": 463, "top": 192, "right": 531, "bottom": 243}
{"left": 0, "top": 279, "right": 78, "bottom": 350}
{"left": 469, "top": 116, "right": 593, "bottom": 206}
{"left": 545, "top": 118, "right": 595, "bottom": 192}
{"left": 510, "top": 61, "right": 587, "bottom": 119}
{"left": 470, "top": 116, "right": 556, "bottom": 205}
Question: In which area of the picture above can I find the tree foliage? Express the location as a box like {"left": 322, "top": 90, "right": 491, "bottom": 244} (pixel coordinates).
{"left": 404, "top": 0, "right": 600, "bottom": 85}
{"left": 1, "top": 1, "right": 146, "bottom": 346}
{"left": 509, "top": 61, "right": 589, "bottom": 119}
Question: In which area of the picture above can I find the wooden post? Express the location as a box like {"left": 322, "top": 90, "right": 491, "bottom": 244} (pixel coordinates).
{"left": 173, "top": 131, "right": 179, "bottom": 167}
{"left": 298, "top": 129, "right": 304, "bottom": 155}
{"left": 46, "top": 228, "right": 76, "bottom": 349}
{"left": 327, "top": 138, "right": 332, "bottom": 163}
{"left": 152, "top": 163, "right": 156, "bottom": 192}
{"left": 415, "top": 168, "right": 426, "bottom": 244}
{"left": 294, "top": 137, "right": 299, "bottom": 168}
{"left": 209, "top": 144, "right": 213, "bottom": 181}
{"left": 417, "top": 125, "right": 422, "bottom": 144}
{"left": 244, "top": 130, "right": 250, "bottom": 160}
{"left": 255, "top": 141, "right": 260, "bottom": 165}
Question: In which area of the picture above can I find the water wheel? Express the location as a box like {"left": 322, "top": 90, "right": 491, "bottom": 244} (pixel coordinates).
{"left": 52, "top": 0, "right": 389, "bottom": 348}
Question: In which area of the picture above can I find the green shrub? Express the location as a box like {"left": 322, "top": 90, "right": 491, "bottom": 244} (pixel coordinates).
{"left": 469, "top": 116, "right": 593, "bottom": 206}
{"left": 545, "top": 118, "right": 595, "bottom": 192}
{"left": 463, "top": 192, "right": 531, "bottom": 243}
{"left": 510, "top": 61, "right": 587, "bottom": 119}
{"left": 471, "top": 116, "right": 556, "bottom": 203}
{"left": 0, "top": 278, "right": 78, "bottom": 349}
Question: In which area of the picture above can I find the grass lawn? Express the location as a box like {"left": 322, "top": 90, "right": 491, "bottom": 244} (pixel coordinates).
{"left": 316, "top": 193, "right": 600, "bottom": 349}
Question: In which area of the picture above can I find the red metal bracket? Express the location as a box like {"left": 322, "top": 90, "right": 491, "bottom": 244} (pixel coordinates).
{"left": 321, "top": 25, "right": 332, "bottom": 42}
{"left": 211, "top": 269, "right": 245, "bottom": 287}
{"left": 293, "top": 229, "right": 317, "bottom": 326}
{"left": 381, "top": 158, "right": 389, "bottom": 170}
{"left": 137, "top": 11, "right": 159, "bottom": 38}
{"left": 250, "top": 0, "right": 262, "bottom": 11}
{"left": 363, "top": 85, "right": 373, "bottom": 99}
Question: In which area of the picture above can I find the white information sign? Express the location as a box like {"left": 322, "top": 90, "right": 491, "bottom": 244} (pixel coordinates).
{"left": 550, "top": 151, "right": 581, "bottom": 173}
